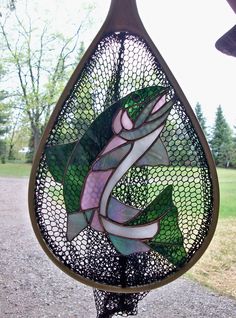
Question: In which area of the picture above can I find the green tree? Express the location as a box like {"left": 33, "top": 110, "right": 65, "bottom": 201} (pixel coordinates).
{"left": 195, "top": 102, "right": 208, "bottom": 137}
{"left": 0, "top": 2, "right": 91, "bottom": 160}
{"left": 230, "top": 126, "right": 236, "bottom": 168}
{"left": 0, "top": 103, "right": 9, "bottom": 136}
{"left": 0, "top": 64, "right": 10, "bottom": 161}
{"left": 210, "top": 105, "right": 233, "bottom": 167}
{"left": 0, "top": 103, "right": 9, "bottom": 162}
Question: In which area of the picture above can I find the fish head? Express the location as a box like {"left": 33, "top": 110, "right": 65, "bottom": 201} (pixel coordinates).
{"left": 112, "top": 85, "right": 173, "bottom": 138}
{"left": 120, "top": 85, "right": 169, "bottom": 122}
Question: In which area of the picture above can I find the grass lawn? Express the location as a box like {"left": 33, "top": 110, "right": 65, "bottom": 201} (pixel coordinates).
{"left": 187, "top": 168, "right": 236, "bottom": 298}
{"left": 187, "top": 217, "right": 236, "bottom": 299}
{"left": 217, "top": 168, "right": 236, "bottom": 218}
{"left": 0, "top": 163, "right": 32, "bottom": 177}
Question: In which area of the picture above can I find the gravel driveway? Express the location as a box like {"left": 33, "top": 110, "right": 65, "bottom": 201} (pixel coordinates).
{"left": 0, "top": 177, "right": 235, "bottom": 318}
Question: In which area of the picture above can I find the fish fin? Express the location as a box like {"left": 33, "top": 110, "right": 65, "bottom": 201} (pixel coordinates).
{"left": 93, "top": 143, "right": 131, "bottom": 170}
{"left": 67, "top": 212, "right": 88, "bottom": 241}
{"left": 109, "top": 235, "right": 150, "bottom": 255}
{"left": 135, "top": 138, "right": 169, "bottom": 166}
{"left": 107, "top": 196, "right": 140, "bottom": 223}
{"left": 127, "top": 185, "right": 187, "bottom": 267}
{"left": 45, "top": 142, "right": 76, "bottom": 183}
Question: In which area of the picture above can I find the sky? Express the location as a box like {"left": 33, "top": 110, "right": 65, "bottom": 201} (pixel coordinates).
{"left": 2, "top": 0, "right": 236, "bottom": 129}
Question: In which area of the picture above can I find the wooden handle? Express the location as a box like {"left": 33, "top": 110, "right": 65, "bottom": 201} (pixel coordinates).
{"left": 102, "top": 0, "right": 146, "bottom": 34}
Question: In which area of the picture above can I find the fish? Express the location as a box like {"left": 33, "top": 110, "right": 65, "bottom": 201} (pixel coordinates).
{"left": 45, "top": 85, "right": 175, "bottom": 256}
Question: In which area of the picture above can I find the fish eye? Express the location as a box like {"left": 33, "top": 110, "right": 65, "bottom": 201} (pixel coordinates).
{"left": 132, "top": 93, "right": 141, "bottom": 102}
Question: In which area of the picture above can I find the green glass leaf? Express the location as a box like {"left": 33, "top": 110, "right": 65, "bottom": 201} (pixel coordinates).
{"left": 128, "top": 185, "right": 174, "bottom": 224}
{"left": 149, "top": 206, "right": 187, "bottom": 268}
{"left": 128, "top": 185, "right": 187, "bottom": 267}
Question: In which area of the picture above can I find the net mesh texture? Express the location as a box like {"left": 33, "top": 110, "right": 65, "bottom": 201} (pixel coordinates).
{"left": 33, "top": 32, "right": 214, "bottom": 317}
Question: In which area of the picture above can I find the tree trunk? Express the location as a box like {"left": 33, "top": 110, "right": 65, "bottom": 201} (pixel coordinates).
{"left": 27, "top": 124, "right": 41, "bottom": 162}
{"left": 33, "top": 126, "right": 41, "bottom": 158}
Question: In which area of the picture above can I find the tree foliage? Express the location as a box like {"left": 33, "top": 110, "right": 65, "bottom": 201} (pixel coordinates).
{"left": 210, "top": 105, "right": 234, "bottom": 167}
{"left": 0, "top": 1, "right": 91, "bottom": 160}
{"left": 0, "top": 64, "right": 10, "bottom": 160}
{"left": 195, "top": 102, "right": 208, "bottom": 137}
{"left": 230, "top": 127, "right": 236, "bottom": 168}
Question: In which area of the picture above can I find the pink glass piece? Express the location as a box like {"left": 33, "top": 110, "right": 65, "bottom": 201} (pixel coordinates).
{"left": 90, "top": 209, "right": 104, "bottom": 232}
{"left": 112, "top": 109, "right": 123, "bottom": 134}
{"left": 101, "top": 216, "right": 159, "bottom": 239}
{"left": 151, "top": 95, "right": 166, "bottom": 113}
{"left": 121, "top": 110, "right": 134, "bottom": 130}
{"left": 107, "top": 196, "right": 140, "bottom": 223}
{"left": 81, "top": 169, "right": 113, "bottom": 210}
{"left": 109, "top": 235, "right": 150, "bottom": 255}
{"left": 101, "top": 136, "right": 127, "bottom": 155}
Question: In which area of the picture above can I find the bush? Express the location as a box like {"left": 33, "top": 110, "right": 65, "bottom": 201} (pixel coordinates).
{"left": 1, "top": 155, "right": 6, "bottom": 164}
{"left": 25, "top": 149, "right": 34, "bottom": 163}
{"left": 0, "top": 139, "right": 7, "bottom": 162}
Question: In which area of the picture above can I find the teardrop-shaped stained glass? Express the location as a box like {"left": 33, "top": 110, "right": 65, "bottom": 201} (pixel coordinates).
{"left": 29, "top": 32, "right": 218, "bottom": 292}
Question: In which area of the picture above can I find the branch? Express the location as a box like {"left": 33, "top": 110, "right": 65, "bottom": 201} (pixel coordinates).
{"left": 46, "top": 24, "right": 83, "bottom": 103}
{"left": 36, "top": 25, "right": 47, "bottom": 96}
{"left": 0, "top": 20, "right": 30, "bottom": 107}
{"left": 61, "top": 24, "right": 83, "bottom": 61}
{"left": 15, "top": 12, "right": 37, "bottom": 99}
